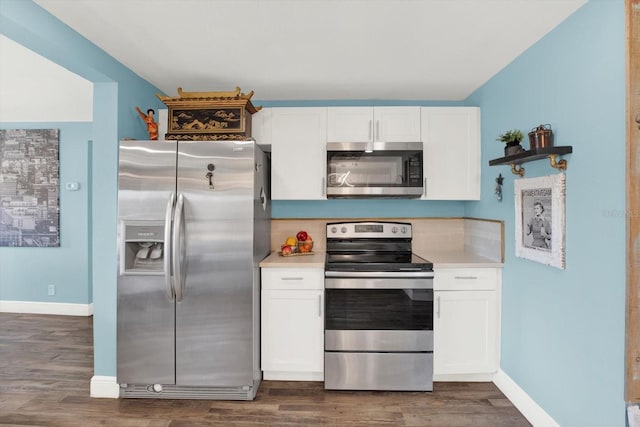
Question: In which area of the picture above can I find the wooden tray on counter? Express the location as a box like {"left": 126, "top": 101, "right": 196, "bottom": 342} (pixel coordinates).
{"left": 278, "top": 251, "right": 315, "bottom": 257}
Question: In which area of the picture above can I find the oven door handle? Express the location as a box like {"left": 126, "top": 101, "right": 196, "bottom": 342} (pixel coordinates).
{"left": 325, "top": 277, "right": 433, "bottom": 289}
{"left": 325, "top": 270, "right": 434, "bottom": 279}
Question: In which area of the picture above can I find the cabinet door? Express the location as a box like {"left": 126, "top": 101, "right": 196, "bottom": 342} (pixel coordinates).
{"left": 251, "top": 108, "right": 272, "bottom": 148}
{"left": 374, "top": 107, "right": 421, "bottom": 142}
{"left": 327, "top": 107, "right": 422, "bottom": 143}
{"left": 261, "top": 289, "right": 324, "bottom": 375}
{"left": 434, "top": 290, "right": 498, "bottom": 375}
{"left": 421, "top": 107, "right": 480, "bottom": 200}
{"left": 271, "top": 108, "right": 327, "bottom": 200}
{"left": 327, "top": 107, "right": 374, "bottom": 142}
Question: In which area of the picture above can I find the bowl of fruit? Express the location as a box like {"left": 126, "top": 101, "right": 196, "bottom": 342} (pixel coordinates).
{"left": 296, "top": 230, "right": 314, "bottom": 253}
{"left": 279, "top": 231, "right": 313, "bottom": 256}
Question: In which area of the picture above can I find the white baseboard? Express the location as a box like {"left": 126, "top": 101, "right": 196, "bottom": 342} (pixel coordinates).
{"left": 493, "top": 369, "right": 559, "bottom": 427}
{"left": 434, "top": 372, "right": 495, "bottom": 382}
{"left": 90, "top": 376, "right": 119, "bottom": 398}
{"left": 0, "top": 300, "right": 93, "bottom": 316}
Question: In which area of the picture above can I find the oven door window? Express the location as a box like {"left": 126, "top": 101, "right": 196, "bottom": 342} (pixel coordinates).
{"left": 325, "top": 288, "right": 433, "bottom": 331}
{"left": 326, "top": 151, "right": 422, "bottom": 188}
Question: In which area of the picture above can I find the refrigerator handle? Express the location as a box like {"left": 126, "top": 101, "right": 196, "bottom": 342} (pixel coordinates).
{"left": 164, "top": 192, "right": 176, "bottom": 301}
{"left": 173, "top": 193, "right": 186, "bottom": 302}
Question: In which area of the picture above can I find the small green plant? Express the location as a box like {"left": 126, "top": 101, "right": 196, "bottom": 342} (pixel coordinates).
{"left": 496, "top": 129, "right": 524, "bottom": 144}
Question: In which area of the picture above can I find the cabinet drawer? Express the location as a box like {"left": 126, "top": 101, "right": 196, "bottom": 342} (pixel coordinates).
{"left": 262, "top": 268, "right": 324, "bottom": 290}
{"left": 434, "top": 268, "right": 497, "bottom": 291}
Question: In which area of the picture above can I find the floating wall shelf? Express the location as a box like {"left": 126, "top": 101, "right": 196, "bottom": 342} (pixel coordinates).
{"left": 489, "top": 146, "right": 573, "bottom": 176}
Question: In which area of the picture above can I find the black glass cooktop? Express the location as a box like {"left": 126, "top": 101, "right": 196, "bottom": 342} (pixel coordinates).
{"left": 325, "top": 251, "right": 433, "bottom": 272}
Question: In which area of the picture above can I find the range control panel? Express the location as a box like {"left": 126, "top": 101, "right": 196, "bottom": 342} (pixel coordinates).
{"left": 326, "top": 221, "right": 412, "bottom": 239}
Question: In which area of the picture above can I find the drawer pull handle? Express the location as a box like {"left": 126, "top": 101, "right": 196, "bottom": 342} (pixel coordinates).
{"left": 281, "top": 277, "right": 304, "bottom": 281}
{"left": 454, "top": 276, "right": 478, "bottom": 280}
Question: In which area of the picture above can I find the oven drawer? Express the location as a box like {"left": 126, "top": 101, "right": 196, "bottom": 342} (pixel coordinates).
{"left": 325, "top": 329, "right": 433, "bottom": 352}
{"left": 324, "top": 352, "right": 433, "bottom": 391}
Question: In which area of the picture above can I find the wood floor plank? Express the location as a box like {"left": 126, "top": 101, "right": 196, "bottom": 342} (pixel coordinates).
{"left": 0, "top": 313, "right": 531, "bottom": 426}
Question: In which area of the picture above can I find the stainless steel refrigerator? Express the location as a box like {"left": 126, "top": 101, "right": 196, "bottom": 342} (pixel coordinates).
{"left": 116, "top": 139, "right": 270, "bottom": 400}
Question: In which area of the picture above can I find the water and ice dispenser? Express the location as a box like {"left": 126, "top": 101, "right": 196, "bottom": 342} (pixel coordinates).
{"left": 120, "top": 221, "right": 166, "bottom": 274}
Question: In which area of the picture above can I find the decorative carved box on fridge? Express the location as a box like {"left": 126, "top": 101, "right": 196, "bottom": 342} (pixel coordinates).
{"left": 156, "top": 87, "right": 261, "bottom": 141}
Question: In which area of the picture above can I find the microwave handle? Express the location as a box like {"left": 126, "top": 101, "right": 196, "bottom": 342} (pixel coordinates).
{"left": 423, "top": 178, "right": 427, "bottom": 197}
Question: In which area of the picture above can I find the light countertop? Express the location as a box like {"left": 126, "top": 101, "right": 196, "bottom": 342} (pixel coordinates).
{"left": 259, "top": 251, "right": 326, "bottom": 268}
{"left": 260, "top": 250, "right": 503, "bottom": 269}
{"left": 419, "top": 251, "right": 504, "bottom": 269}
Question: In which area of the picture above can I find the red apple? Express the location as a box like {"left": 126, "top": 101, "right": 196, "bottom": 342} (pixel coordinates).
{"left": 281, "top": 245, "right": 292, "bottom": 255}
{"left": 296, "top": 231, "right": 308, "bottom": 242}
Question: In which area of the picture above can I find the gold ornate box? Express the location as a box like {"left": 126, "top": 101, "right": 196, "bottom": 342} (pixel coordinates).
{"left": 156, "top": 87, "right": 261, "bottom": 141}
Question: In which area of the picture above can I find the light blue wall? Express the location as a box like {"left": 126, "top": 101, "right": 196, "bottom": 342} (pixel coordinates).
{"left": 464, "top": 1, "right": 625, "bottom": 425}
{"left": 0, "top": 0, "right": 165, "bottom": 377}
{"left": 0, "top": 122, "right": 91, "bottom": 304}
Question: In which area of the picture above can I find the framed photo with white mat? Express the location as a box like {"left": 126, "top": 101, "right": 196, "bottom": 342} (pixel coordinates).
{"left": 514, "top": 173, "right": 566, "bottom": 269}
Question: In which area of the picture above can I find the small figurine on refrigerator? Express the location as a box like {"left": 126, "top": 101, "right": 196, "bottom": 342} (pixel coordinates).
{"left": 136, "top": 106, "right": 159, "bottom": 140}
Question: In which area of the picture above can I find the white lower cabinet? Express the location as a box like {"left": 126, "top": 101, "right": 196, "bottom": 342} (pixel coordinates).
{"left": 261, "top": 268, "right": 324, "bottom": 381}
{"left": 433, "top": 268, "right": 500, "bottom": 381}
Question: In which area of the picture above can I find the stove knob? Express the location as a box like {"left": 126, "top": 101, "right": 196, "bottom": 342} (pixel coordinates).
{"left": 391, "top": 226, "right": 398, "bottom": 234}
{"left": 401, "top": 226, "right": 407, "bottom": 234}
{"left": 341, "top": 227, "right": 347, "bottom": 234}
{"left": 330, "top": 226, "right": 337, "bottom": 234}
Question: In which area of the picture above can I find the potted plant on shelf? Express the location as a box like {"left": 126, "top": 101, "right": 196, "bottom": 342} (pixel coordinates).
{"left": 497, "top": 129, "right": 525, "bottom": 156}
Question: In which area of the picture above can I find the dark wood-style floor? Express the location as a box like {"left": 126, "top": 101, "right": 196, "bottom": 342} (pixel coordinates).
{"left": 0, "top": 313, "right": 531, "bottom": 426}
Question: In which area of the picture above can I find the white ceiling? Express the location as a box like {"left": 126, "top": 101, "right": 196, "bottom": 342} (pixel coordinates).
{"left": 34, "top": 0, "right": 587, "bottom": 101}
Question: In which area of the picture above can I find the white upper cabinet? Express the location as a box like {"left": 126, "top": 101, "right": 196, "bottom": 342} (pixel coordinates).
{"left": 421, "top": 107, "right": 481, "bottom": 200}
{"left": 327, "top": 107, "right": 373, "bottom": 142}
{"left": 251, "top": 108, "right": 272, "bottom": 149}
{"left": 327, "top": 107, "right": 421, "bottom": 143}
{"left": 261, "top": 105, "right": 480, "bottom": 201}
{"left": 270, "top": 107, "right": 327, "bottom": 200}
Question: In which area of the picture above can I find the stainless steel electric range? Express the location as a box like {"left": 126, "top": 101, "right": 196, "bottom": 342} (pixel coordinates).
{"left": 324, "top": 221, "right": 434, "bottom": 391}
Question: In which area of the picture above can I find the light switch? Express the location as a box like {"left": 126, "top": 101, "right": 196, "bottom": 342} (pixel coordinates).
{"left": 65, "top": 182, "right": 80, "bottom": 191}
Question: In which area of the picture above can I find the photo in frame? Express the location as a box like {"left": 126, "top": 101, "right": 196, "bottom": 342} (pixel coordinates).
{"left": 514, "top": 173, "right": 566, "bottom": 269}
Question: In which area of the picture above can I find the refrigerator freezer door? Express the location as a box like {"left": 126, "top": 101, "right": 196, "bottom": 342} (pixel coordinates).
{"left": 175, "top": 140, "right": 255, "bottom": 386}
{"left": 117, "top": 140, "right": 177, "bottom": 385}
{"left": 118, "top": 141, "right": 178, "bottom": 220}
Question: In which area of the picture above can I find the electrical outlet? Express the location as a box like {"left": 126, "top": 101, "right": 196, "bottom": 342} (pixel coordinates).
{"left": 47, "top": 284, "right": 55, "bottom": 296}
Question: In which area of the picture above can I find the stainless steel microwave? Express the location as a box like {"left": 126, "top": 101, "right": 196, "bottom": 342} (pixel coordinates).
{"left": 326, "top": 141, "right": 423, "bottom": 198}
